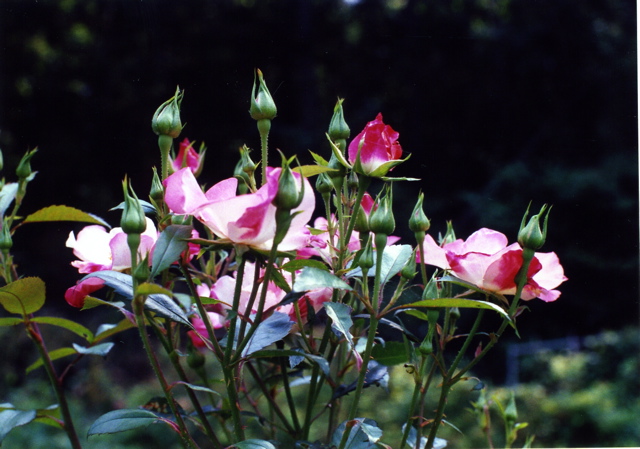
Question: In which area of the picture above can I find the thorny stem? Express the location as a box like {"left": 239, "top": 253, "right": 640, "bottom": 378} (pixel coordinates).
{"left": 26, "top": 321, "right": 83, "bottom": 449}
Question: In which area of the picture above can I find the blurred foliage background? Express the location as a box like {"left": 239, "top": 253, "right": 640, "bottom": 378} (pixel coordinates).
{"left": 0, "top": 0, "right": 637, "bottom": 447}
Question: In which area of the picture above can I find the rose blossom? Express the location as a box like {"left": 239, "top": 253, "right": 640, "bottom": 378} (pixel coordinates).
{"left": 418, "top": 228, "right": 567, "bottom": 302}
{"left": 171, "top": 138, "right": 205, "bottom": 176}
{"left": 348, "top": 113, "right": 406, "bottom": 177}
{"left": 163, "top": 166, "right": 314, "bottom": 252}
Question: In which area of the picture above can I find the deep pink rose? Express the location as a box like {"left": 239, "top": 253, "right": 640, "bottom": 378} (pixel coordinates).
{"left": 171, "top": 138, "right": 205, "bottom": 176}
{"left": 64, "top": 277, "right": 105, "bottom": 308}
{"left": 348, "top": 113, "right": 406, "bottom": 177}
{"left": 164, "top": 167, "right": 314, "bottom": 251}
{"left": 418, "top": 228, "right": 567, "bottom": 302}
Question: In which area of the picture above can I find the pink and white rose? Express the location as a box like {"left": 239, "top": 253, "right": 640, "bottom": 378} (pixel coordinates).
{"left": 163, "top": 167, "right": 314, "bottom": 252}
{"left": 418, "top": 228, "right": 567, "bottom": 302}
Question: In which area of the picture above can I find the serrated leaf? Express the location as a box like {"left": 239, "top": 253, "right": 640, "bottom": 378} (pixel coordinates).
{"left": 0, "top": 408, "right": 37, "bottom": 442}
{"left": 21, "top": 205, "right": 110, "bottom": 227}
{"left": 231, "top": 439, "right": 278, "bottom": 449}
{"left": 25, "top": 347, "right": 76, "bottom": 373}
{"left": 72, "top": 342, "right": 114, "bottom": 356}
{"left": 81, "top": 271, "right": 191, "bottom": 326}
{"left": 293, "top": 267, "right": 352, "bottom": 292}
{"left": 371, "top": 341, "right": 409, "bottom": 366}
{"left": 242, "top": 312, "right": 293, "bottom": 357}
{"left": 0, "top": 277, "right": 46, "bottom": 315}
{"left": 309, "top": 150, "right": 329, "bottom": 166}
{"left": 399, "top": 298, "right": 510, "bottom": 320}
{"left": 281, "top": 258, "right": 330, "bottom": 273}
{"left": 31, "top": 316, "right": 93, "bottom": 341}
{"left": 150, "top": 225, "right": 192, "bottom": 277}
{"left": 293, "top": 165, "right": 337, "bottom": 177}
{"left": 87, "top": 409, "right": 161, "bottom": 436}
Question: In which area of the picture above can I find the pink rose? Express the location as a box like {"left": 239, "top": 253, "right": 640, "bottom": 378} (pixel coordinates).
{"left": 66, "top": 217, "right": 158, "bottom": 273}
{"left": 348, "top": 113, "right": 406, "bottom": 177}
{"left": 188, "top": 284, "right": 227, "bottom": 348}
{"left": 418, "top": 228, "right": 567, "bottom": 302}
{"left": 164, "top": 167, "right": 314, "bottom": 252}
{"left": 64, "top": 277, "right": 105, "bottom": 308}
{"left": 171, "top": 138, "right": 205, "bottom": 176}
{"left": 211, "top": 262, "right": 331, "bottom": 323}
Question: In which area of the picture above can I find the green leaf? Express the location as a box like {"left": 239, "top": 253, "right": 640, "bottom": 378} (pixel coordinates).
{"left": 93, "top": 318, "right": 137, "bottom": 343}
{"left": 346, "top": 245, "right": 412, "bottom": 284}
{"left": 87, "top": 409, "right": 161, "bottom": 436}
{"left": 281, "top": 258, "right": 330, "bottom": 273}
{"left": 250, "top": 349, "right": 331, "bottom": 376}
{"left": 0, "top": 317, "right": 23, "bottom": 327}
{"left": 0, "top": 408, "right": 37, "bottom": 443}
{"left": 169, "top": 381, "right": 221, "bottom": 397}
{"left": 21, "top": 205, "right": 110, "bottom": 227}
{"left": 81, "top": 271, "right": 191, "bottom": 327}
{"left": 242, "top": 312, "right": 293, "bottom": 357}
{"left": 326, "top": 133, "right": 352, "bottom": 169}
{"left": 31, "top": 316, "right": 93, "bottom": 341}
{"left": 309, "top": 150, "right": 329, "bottom": 166}
{"left": 332, "top": 418, "right": 382, "bottom": 449}
{"left": 26, "top": 347, "right": 77, "bottom": 374}
{"left": 293, "top": 165, "right": 337, "bottom": 177}
{"left": 231, "top": 439, "right": 278, "bottom": 449}
{"left": 293, "top": 267, "right": 352, "bottom": 292}
{"left": 72, "top": 342, "right": 114, "bottom": 356}
{"left": 371, "top": 341, "right": 410, "bottom": 366}
{"left": 324, "top": 303, "right": 362, "bottom": 367}
{"left": 399, "top": 298, "right": 511, "bottom": 320}
{"left": 150, "top": 225, "right": 192, "bottom": 277}
{"left": 0, "top": 277, "right": 46, "bottom": 315}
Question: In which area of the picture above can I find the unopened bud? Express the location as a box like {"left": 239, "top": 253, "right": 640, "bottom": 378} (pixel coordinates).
{"left": 249, "top": 68, "right": 277, "bottom": 121}
{"left": 328, "top": 98, "right": 350, "bottom": 147}
{"left": 518, "top": 203, "right": 550, "bottom": 250}
{"left": 368, "top": 188, "right": 395, "bottom": 237}
{"left": 121, "top": 178, "right": 147, "bottom": 235}
{"left": 152, "top": 86, "right": 183, "bottom": 138}
{"left": 16, "top": 148, "right": 37, "bottom": 180}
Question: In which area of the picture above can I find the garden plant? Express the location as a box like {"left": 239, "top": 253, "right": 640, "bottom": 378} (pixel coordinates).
{"left": 0, "top": 69, "right": 567, "bottom": 449}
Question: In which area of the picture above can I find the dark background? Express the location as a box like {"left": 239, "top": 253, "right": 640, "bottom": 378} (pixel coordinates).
{"left": 0, "top": 0, "right": 637, "bottom": 349}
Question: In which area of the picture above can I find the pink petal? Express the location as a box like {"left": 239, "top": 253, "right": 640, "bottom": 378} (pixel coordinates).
{"left": 462, "top": 228, "right": 509, "bottom": 254}
{"left": 417, "top": 234, "right": 450, "bottom": 269}
{"left": 64, "top": 277, "right": 105, "bottom": 308}
{"left": 164, "top": 168, "right": 209, "bottom": 214}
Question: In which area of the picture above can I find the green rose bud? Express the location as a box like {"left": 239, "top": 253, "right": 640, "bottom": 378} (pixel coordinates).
{"left": 16, "top": 148, "right": 37, "bottom": 180}
{"left": 274, "top": 159, "right": 303, "bottom": 211}
{"left": 149, "top": 167, "right": 164, "bottom": 207}
{"left": 369, "top": 188, "right": 395, "bottom": 237}
{"left": 409, "top": 191, "right": 430, "bottom": 245}
{"left": 518, "top": 203, "right": 550, "bottom": 250}
{"left": 152, "top": 86, "right": 183, "bottom": 138}
{"left": 0, "top": 219, "right": 13, "bottom": 251}
{"left": 328, "top": 98, "right": 350, "bottom": 149}
{"left": 121, "top": 178, "right": 147, "bottom": 235}
{"left": 249, "top": 68, "right": 277, "bottom": 121}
